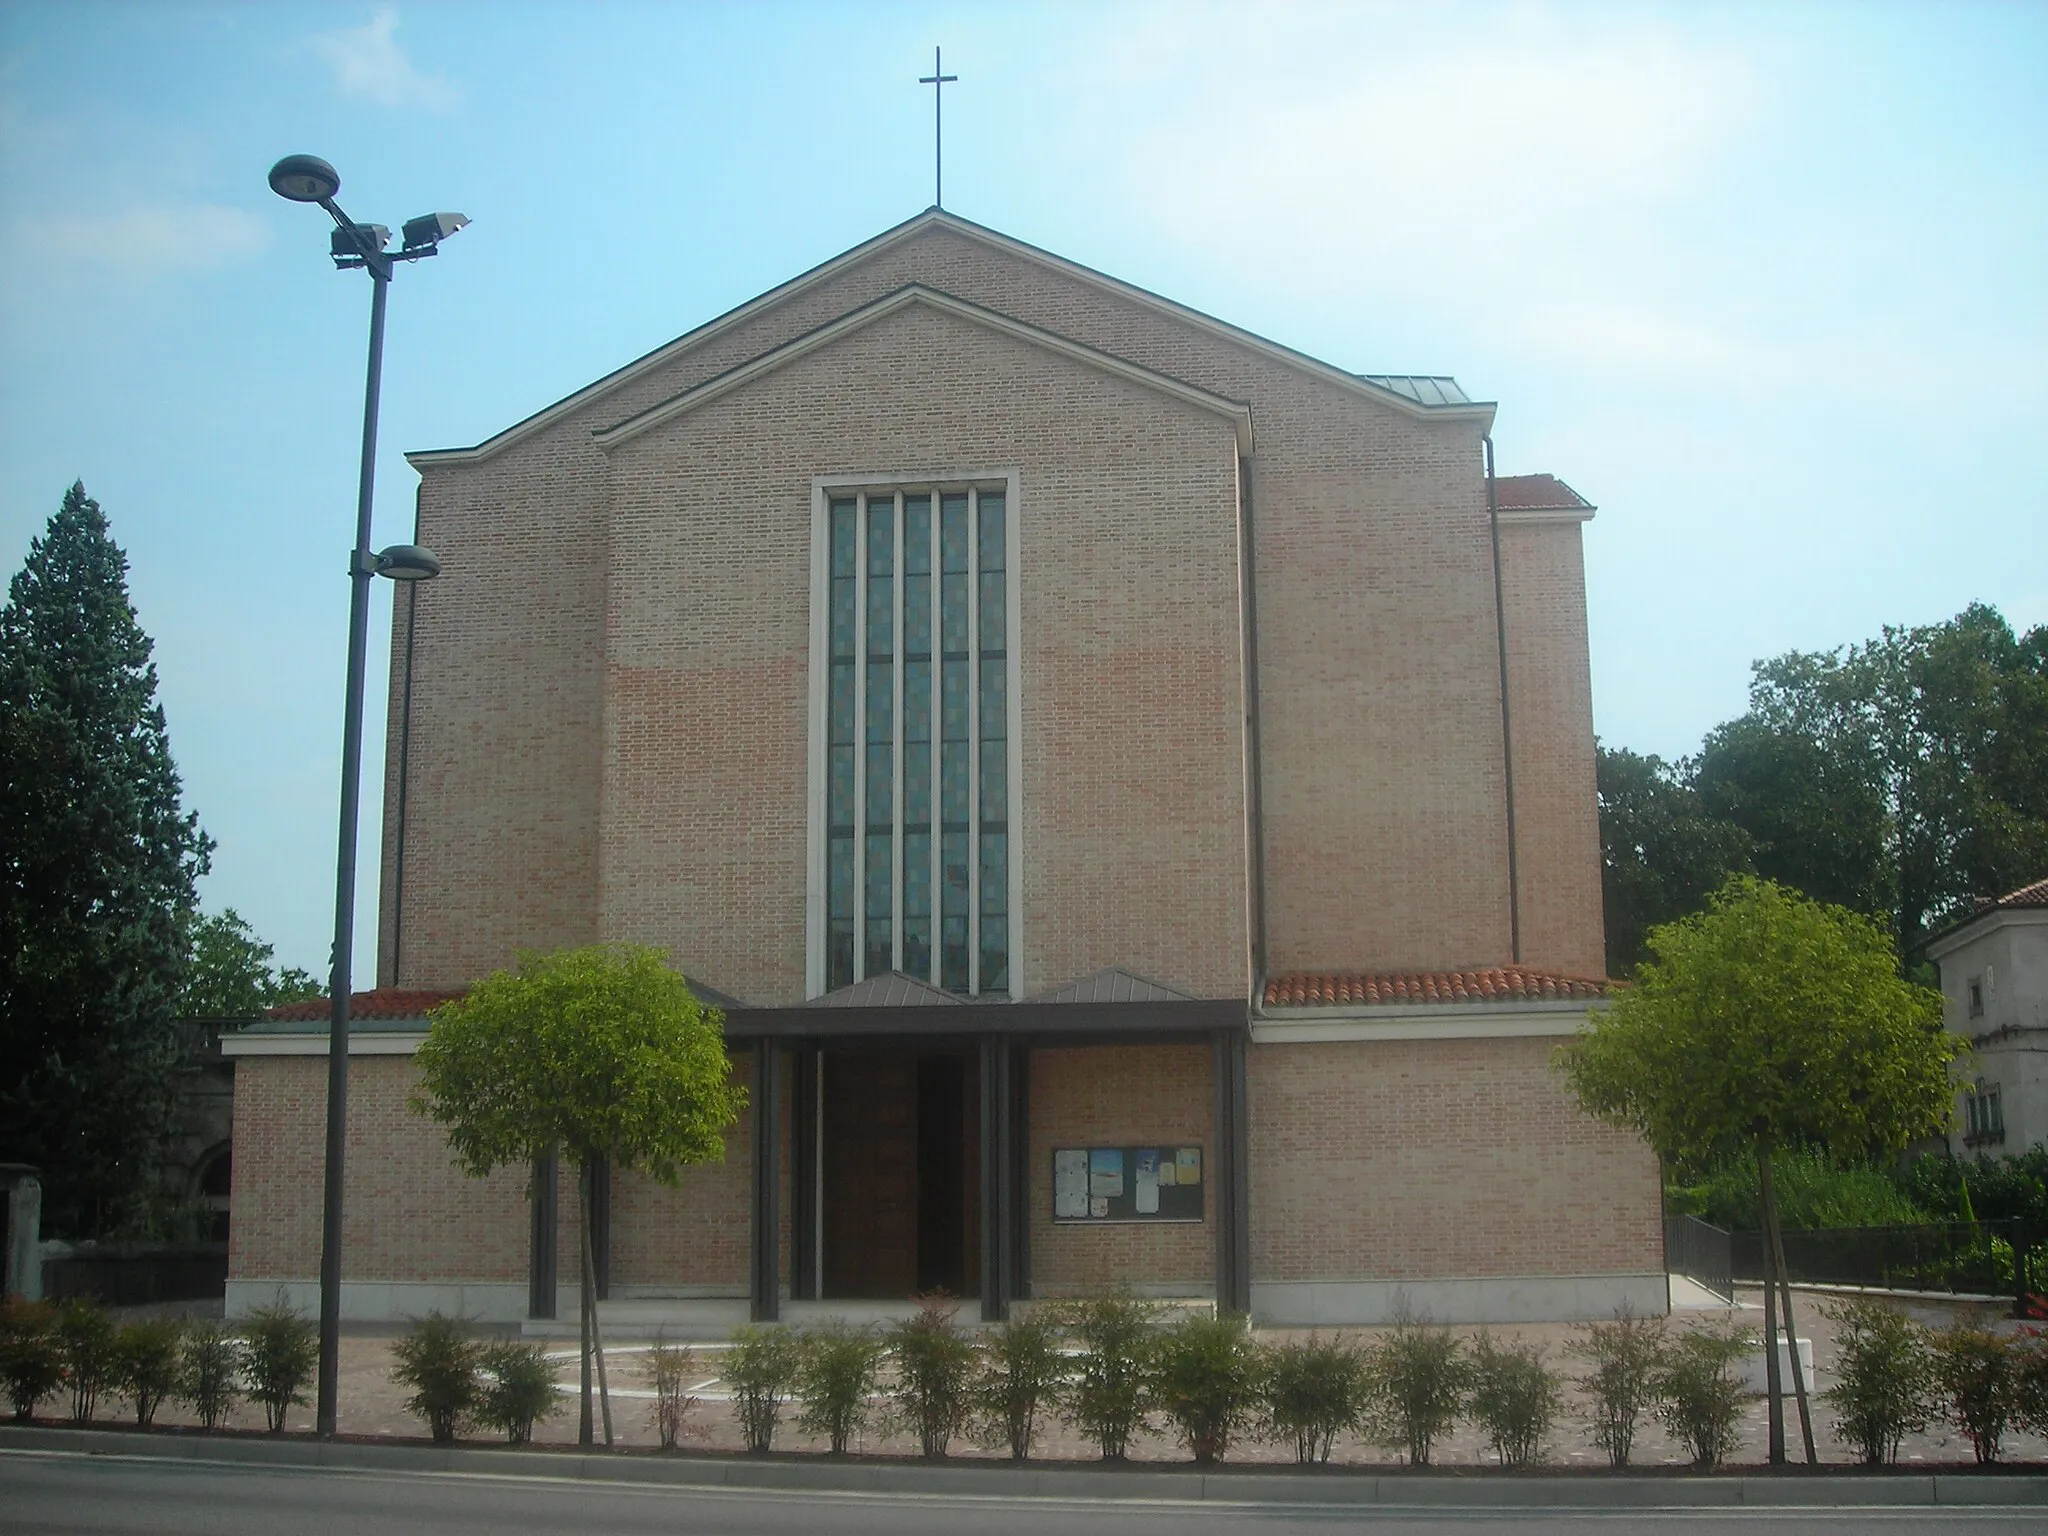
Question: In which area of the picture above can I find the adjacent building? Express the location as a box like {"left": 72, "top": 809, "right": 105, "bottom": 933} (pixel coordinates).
{"left": 1928, "top": 876, "right": 2048, "bottom": 1157}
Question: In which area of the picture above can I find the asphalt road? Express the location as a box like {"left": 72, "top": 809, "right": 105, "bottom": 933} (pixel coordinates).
{"left": 2, "top": 1451, "right": 2042, "bottom": 1536}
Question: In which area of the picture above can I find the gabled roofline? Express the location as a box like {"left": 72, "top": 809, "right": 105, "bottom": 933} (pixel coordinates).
{"left": 1496, "top": 506, "right": 1595, "bottom": 526}
{"left": 1925, "top": 899, "right": 2048, "bottom": 961}
{"left": 592, "top": 284, "right": 1256, "bottom": 457}
{"left": 407, "top": 208, "right": 1491, "bottom": 469}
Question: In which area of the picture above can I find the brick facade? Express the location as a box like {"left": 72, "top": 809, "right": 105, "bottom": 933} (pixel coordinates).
{"left": 230, "top": 1055, "right": 528, "bottom": 1287}
{"left": 1027, "top": 1044, "right": 1213, "bottom": 1294}
{"left": 1498, "top": 521, "right": 1606, "bottom": 980}
{"left": 1247, "top": 1038, "right": 1659, "bottom": 1282}
{"left": 229, "top": 210, "right": 1653, "bottom": 1327}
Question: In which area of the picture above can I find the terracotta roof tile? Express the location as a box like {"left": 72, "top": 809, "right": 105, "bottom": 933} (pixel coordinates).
{"left": 1493, "top": 473, "right": 1593, "bottom": 512}
{"left": 1975, "top": 875, "right": 2048, "bottom": 911}
{"left": 1262, "top": 967, "right": 1610, "bottom": 1009}
{"left": 266, "top": 988, "right": 466, "bottom": 1023}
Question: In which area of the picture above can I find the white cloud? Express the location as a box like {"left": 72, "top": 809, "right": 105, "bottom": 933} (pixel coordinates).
{"left": 1101, "top": 11, "right": 1752, "bottom": 303}
{"left": 1518, "top": 301, "right": 1741, "bottom": 374}
{"left": 311, "top": 8, "right": 458, "bottom": 111}
{"left": 8, "top": 203, "right": 269, "bottom": 280}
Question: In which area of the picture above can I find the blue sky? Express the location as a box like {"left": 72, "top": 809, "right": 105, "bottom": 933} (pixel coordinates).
{"left": 2, "top": 1, "right": 2043, "bottom": 978}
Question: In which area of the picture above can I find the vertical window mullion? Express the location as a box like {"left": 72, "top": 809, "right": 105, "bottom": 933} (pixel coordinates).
{"left": 929, "top": 495, "right": 941, "bottom": 987}
{"left": 892, "top": 493, "right": 905, "bottom": 975}
{"left": 966, "top": 486, "right": 981, "bottom": 996}
{"left": 852, "top": 495, "right": 868, "bottom": 983}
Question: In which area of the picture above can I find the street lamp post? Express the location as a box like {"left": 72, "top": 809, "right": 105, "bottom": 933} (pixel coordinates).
{"left": 268, "top": 154, "right": 464, "bottom": 1438}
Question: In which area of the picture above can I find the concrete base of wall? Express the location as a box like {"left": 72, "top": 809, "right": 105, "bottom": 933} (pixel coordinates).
{"left": 225, "top": 1280, "right": 529, "bottom": 1324}
{"left": 1251, "top": 1273, "right": 1669, "bottom": 1326}
{"left": 1027, "top": 1280, "right": 1215, "bottom": 1302}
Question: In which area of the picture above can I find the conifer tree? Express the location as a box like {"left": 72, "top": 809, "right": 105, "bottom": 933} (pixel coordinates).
{"left": 0, "top": 482, "right": 212, "bottom": 1236}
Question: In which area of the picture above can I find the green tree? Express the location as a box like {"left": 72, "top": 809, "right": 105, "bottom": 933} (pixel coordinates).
{"left": 178, "top": 908, "right": 322, "bottom": 1019}
{"left": 1597, "top": 604, "right": 2047, "bottom": 972}
{"left": 0, "top": 482, "right": 212, "bottom": 1236}
{"left": 409, "top": 944, "right": 744, "bottom": 1446}
{"left": 1693, "top": 715, "right": 1890, "bottom": 918}
{"left": 1558, "top": 875, "right": 1956, "bottom": 1463}
{"left": 1595, "top": 745, "right": 1751, "bottom": 975}
{"left": 1739, "top": 604, "right": 2048, "bottom": 954}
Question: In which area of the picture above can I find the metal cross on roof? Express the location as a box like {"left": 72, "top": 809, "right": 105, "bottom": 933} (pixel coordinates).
{"left": 917, "top": 45, "right": 958, "bottom": 209}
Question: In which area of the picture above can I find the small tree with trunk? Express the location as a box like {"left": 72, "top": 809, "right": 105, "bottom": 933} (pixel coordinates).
{"left": 410, "top": 944, "right": 744, "bottom": 1447}
{"left": 1557, "top": 875, "right": 1955, "bottom": 1465}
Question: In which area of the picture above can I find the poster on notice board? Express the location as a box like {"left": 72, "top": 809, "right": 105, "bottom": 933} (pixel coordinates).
{"left": 1051, "top": 1144, "right": 1202, "bottom": 1222}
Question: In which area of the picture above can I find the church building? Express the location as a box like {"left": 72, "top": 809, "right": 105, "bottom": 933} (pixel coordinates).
{"left": 223, "top": 209, "right": 1663, "bottom": 1328}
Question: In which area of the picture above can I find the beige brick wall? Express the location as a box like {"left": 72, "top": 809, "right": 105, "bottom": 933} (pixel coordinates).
{"left": 384, "top": 221, "right": 1531, "bottom": 995}
{"left": 1027, "top": 1043, "right": 1213, "bottom": 1294}
{"left": 375, "top": 427, "right": 607, "bottom": 987}
{"left": 599, "top": 300, "right": 1249, "bottom": 1002}
{"left": 1247, "top": 1037, "right": 1661, "bottom": 1282}
{"left": 232, "top": 1035, "right": 1659, "bottom": 1301}
{"left": 605, "top": 1060, "right": 762, "bottom": 1293}
{"left": 1499, "top": 521, "right": 1606, "bottom": 979}
{"left": 230, "top": 1055, "right": 528, "bottom": 1285}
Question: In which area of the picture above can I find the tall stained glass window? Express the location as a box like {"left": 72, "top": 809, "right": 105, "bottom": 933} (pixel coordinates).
{"left": 821, "top": 484, "right": 1012, "bottom": 997}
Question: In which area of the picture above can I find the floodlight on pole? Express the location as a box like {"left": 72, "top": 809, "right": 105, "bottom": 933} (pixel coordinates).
{"left": 268, "top": 154, "right": 460, "bottom": 1439}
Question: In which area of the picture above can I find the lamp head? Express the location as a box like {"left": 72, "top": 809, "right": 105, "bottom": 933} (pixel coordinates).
{"left": 374, "top": 544, "right": 441, "bottom": 582}
{"left": 402, "top": 212, "right": 470, "bottom": 251}
{"left": 329, "top": 224, "right": 390, "bottom": 262}
{"left": 268, "top": 154, "right": 341, "bottom": 204}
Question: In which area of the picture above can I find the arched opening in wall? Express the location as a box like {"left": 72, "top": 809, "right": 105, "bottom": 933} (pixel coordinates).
{"left": 193, "top": 1142, "right": 231, "bottom": 1243}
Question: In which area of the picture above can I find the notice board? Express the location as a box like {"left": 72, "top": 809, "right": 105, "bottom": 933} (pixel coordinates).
{"left": 1051, "top": 1145, "right": 1204, "bottom": 1223}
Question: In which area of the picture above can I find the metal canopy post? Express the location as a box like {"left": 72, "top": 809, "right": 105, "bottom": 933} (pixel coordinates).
{"left": 750, "top": 1043, "right": 782, "bottom": 1320}
{"left": 1212, "top": 1028, "right": 1252, "bottom": 1315}
{"left": 1008, "top": 1042, "right": 1030, "bottom": 1306}
{"left": 979, "top": 1036, "right": 1014, "bottom": 1321}
{"left": 790, "top": 1044, "right": 819, "bottom": 1301}
{"left": 528, "top": 1148, "right": 558, "bottom": 1319}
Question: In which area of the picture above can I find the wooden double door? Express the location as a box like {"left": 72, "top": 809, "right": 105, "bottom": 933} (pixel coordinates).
{"left": 821, "top": 1048, "right": 980, "bottom": 1299}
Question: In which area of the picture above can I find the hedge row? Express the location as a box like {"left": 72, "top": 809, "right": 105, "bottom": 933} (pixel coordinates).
{"left": 12, "top": 1292, "right": 2048, "bottom": 1466}
{"left": 368, "top": 1293, "right": 2048, "bottom": 1467}
{"left": 2, "top": 1293, "right": 314, "bottom": 1431}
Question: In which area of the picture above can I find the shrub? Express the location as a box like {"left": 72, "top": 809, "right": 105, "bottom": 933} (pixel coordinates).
{"left": 974, "top": 1310, "right": 1066, "bottom": 1461}
{"left": 796, "top": 1323, "right": 885, "bottom": 1455}
{"left": 1654, "top": 1322, "right": 1750, "bottom": 1468}
{"left": 1895, "top": 1148, "right": 2048, "bottom": 1230}
{"left": 1819, "top": 1299, "right": 1937, "bottom": 1465}
{"left": 1057, "top": 1291, "right": 1161, "bottom": 1461}
{"left": 389, "top": 1312, "right": 484, "bottom": 1444}
{"left": 1567, "top": 1305, "right": 1666, "bottom": 1468}
{"left": 241, "top": 1292, "right": 318, "bottom": 1433}
{"left": 888, "top": 1296, "right": 978, "bottom": 1458}
{"left": 1468, "top": 1331, "right": 1560, "bottom": 1468}
{"left": 113, "top": 1317, "right": 186, "bottom": 1428}
{"left": 57, "top": 1298, "right": 117, "bottom": 1424}
{"left": 1373, "top": 1311, "right": 1468, "bottom": 1467}
{"left": 1684, "top": 1148, "right": 1932, "bottom": 1231}
{"left": 1261, "top": 1332, "right": 1371, "bottom": 1465}
{"left": 1152, "top": 1312, "right": 1262, "bottom": 1466}
{"left": 724, "top": 1324, "right": 801, "bottom": 1454}
{"left": 178, "top": 1321, "right": 244, "bottom": 1430}
{"left": 2015, "top": 1328, "right": 2048, "bottom": 1439}
{"left": 645, "top": 1336, "right": 699, "bottom": 1449}
{"left": 476, "top": 1341, "right": 560, "bottom": 1445}
{"left": 1932, "top": 1324, "right": 2018, "bottom": 1464}
{"left": 0, "top": 1298, "right": 64, "bottom": 1422}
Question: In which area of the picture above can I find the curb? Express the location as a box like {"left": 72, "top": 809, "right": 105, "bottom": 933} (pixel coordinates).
{"left": 4, "top": 1425, "right": 2046, "bottom": 1509}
